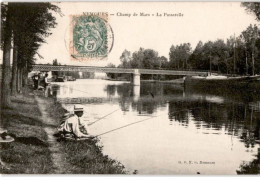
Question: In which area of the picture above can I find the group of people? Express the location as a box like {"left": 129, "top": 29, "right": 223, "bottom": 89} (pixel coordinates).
{"left": 57, "top": 105, "right": 93, "bottom": 140}
{"left": 32, "top": 73, "right": 51, "bottom": 97}
{"left": 32, "top": 73, "right": 49, "bottom": 90}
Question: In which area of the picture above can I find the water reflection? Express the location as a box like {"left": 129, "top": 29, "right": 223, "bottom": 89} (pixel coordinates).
{"left": 51, "top": 79, "right": 260, "bottom": 174}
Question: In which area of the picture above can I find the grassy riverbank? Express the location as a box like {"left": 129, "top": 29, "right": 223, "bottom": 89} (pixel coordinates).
{"left": 0, "top": 87, "right": 127, "bottom": 174}
{"left": 0, "top": 91, "right": 54, "bottom": 174}
{"left": 47, "top": 99, "right": 127, "bottom": 174}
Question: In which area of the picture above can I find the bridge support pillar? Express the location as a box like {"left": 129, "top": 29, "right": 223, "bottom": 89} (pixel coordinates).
{"left": 132, "top": 69, "right": 140, "bottom": 86}
{"left": 133, "top": 85, "right": 140, "bottom": 102}
{"left": 78, "top": 72, "right": 83, "bottom": 79}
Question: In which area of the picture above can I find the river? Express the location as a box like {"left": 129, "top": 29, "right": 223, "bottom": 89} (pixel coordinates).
{"left": 51, "top": 79, "right": 260, "bottom": 175}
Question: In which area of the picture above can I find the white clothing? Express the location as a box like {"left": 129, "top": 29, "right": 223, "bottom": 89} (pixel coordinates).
{"left": 58, "top": 115, "right": 90, "bottom": 138}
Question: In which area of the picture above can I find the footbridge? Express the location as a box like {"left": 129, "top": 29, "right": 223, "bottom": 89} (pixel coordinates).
{"left": 32, "top": 64, "right": 208, "bottom": 86}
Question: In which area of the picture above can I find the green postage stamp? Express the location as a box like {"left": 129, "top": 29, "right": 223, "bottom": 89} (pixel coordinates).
{"left": 69, "top": 12, "right": 114, "bottom": 61}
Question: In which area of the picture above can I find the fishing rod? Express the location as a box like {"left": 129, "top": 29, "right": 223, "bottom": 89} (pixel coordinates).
{"left": 89, "top": 109, "right": 120, "bottom": 126}
{"left": 90, "top": 106, "right": 200, "bottom": 129}
{"left": 94, "top": 115, "right": 159, "bottom": 137}
{"left": 94, "top": 106, "right": 203, "bottom": 137}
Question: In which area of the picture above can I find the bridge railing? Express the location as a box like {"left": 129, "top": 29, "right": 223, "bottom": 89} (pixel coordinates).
{"left": 32, "top": 64, "right": 209, "bottom": 76}
{"left": 32, "top": 64, "right": 134, "bottom": 73}
{"left": 139, "top": 69, "right": 208, "bottom": 75}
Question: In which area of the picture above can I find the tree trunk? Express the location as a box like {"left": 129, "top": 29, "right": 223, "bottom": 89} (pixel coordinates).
{"left": 22, "top": 66, "right": 28, "bottom": 87}
{"left": 185, "top": 58, "right": 187, "bottom": 70}
{"left": 0, "top": 67, "right": 2, "bottom": 128}
{"left": 246, "top": 52, "right": 248, "bottom": 75}
{"left": 11, "top": 37, "right": 18, "bottom": 95}
{"left": 16, "top": 68, "right": 20, "bottom": 93}
{"left": 17, "top": 67, "right": 22, "bottom": 93}
{"left": 1, "top": 9, "right": 12, "bottom": 108}
{"left": 252, "top": 52, "right": 255, "bottom": 76}
{"left": 209, "top": 56, "right": 212, "bottom": 76}
{"left": 218, "top": 62, "right": 220, "bottom": 74}
{"left": 233, "top": 52, "right": 236, "bottom": 75}
{"left": 19, "top": 67, "right": 23, "bottom": 92}
{"left": 226, "top": 64, "right": 228, "bottom": 75}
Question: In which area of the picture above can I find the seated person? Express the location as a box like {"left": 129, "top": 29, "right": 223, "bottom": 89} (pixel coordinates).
{"left": 58, "top": 105, "right": 92, "bottom": 139}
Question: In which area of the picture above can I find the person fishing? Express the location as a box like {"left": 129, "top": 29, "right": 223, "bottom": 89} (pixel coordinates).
{"left": 58, "top": 105, "right": 92, "bottom": 140}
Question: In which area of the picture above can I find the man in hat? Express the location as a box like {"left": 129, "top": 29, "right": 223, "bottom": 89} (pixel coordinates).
{"left": 32, "top": 73, "right": 39, "bottom": 90}
{"left": 58, "top": 105, "right": 92, "bottom": 139}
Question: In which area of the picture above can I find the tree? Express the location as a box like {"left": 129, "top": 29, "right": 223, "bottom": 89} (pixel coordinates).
{"left": 131, "top": 48, "right": 145, "bottom": 68}
{"left": 116, "top": 48, "right": 165, "bottom": 80}
{"left": 169, "top": 45, "right": 176, "bottom": 69}
{"left": 129, "top": 48, "right": 161, "bottom": 70}
{"left": 142, "top": 49, "right": 159, "bottom": 69}
{"left": 169, "top": 43, "right": 192, "bottom": 70}
{"left": 211, "top": 39, "right": 228, "bottom": 73}
{"left": 189, "top": 41, "right": 204, "bottom": 70}
{"left": 52, "top": 59, "right": 59, "bottom": 77}
{"left": 13, "top": 3, "right": 60, "bottom": 89}
{"left": 119, "top": 50, "right": 131, "bottom": 68}
{"left": 1, "top": 3, "right": 12, "bottom": 107}
{"left": 11, "top": 35, "right": 18, "bottom": 95}
{"left": 1, "top": 3, "right": 60, "bottom": 108}
{"left": 242, "top": 2, "right": 260, "bottom": 21}
{"left": 241, "top": 3, "right": 260, "bottom": 75}
{"left": 187, "top": 25, "right": 260, "bottom": 76}
{"left": 158, "top": 56, "right": 168, "bottom": 69}
{"left": 202, "top": 41, "right": 214, "bottom": 73}
{"left": 241, "top": 24, "right": 259, "bottom": 75}
{"left": 188, "top": 40, "right": 228, "bottom": 73}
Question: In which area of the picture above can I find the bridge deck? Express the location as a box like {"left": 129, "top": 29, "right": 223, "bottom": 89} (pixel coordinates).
{"left": 32, "top": 64, "right": 208, "bottom": 76}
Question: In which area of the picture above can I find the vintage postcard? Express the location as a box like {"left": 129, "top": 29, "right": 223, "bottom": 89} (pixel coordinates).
{"left": 0, "top": 1, "right": 260, "bottom": 175}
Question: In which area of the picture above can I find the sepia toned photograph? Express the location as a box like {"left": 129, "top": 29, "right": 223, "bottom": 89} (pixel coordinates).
{"left": 0, "top": 1, "right": 260, "bottom": 175}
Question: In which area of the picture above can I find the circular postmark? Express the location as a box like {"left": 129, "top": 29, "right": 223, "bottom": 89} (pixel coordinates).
{"left": 69, "top": 13, "right": 114, "bottom": 61}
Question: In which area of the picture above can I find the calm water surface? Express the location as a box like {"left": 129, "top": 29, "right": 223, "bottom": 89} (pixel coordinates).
{"left": 52, "top": 79, "right": 260, "bottom": 175}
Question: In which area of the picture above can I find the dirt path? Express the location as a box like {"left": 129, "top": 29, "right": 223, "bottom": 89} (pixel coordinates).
{"left": 35, "top": 96, "right": 67, "bottom": 174}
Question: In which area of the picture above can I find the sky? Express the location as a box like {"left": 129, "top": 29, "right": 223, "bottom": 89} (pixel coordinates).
{"left": 0, "top": 2, "right": 259, "bottom": 66}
